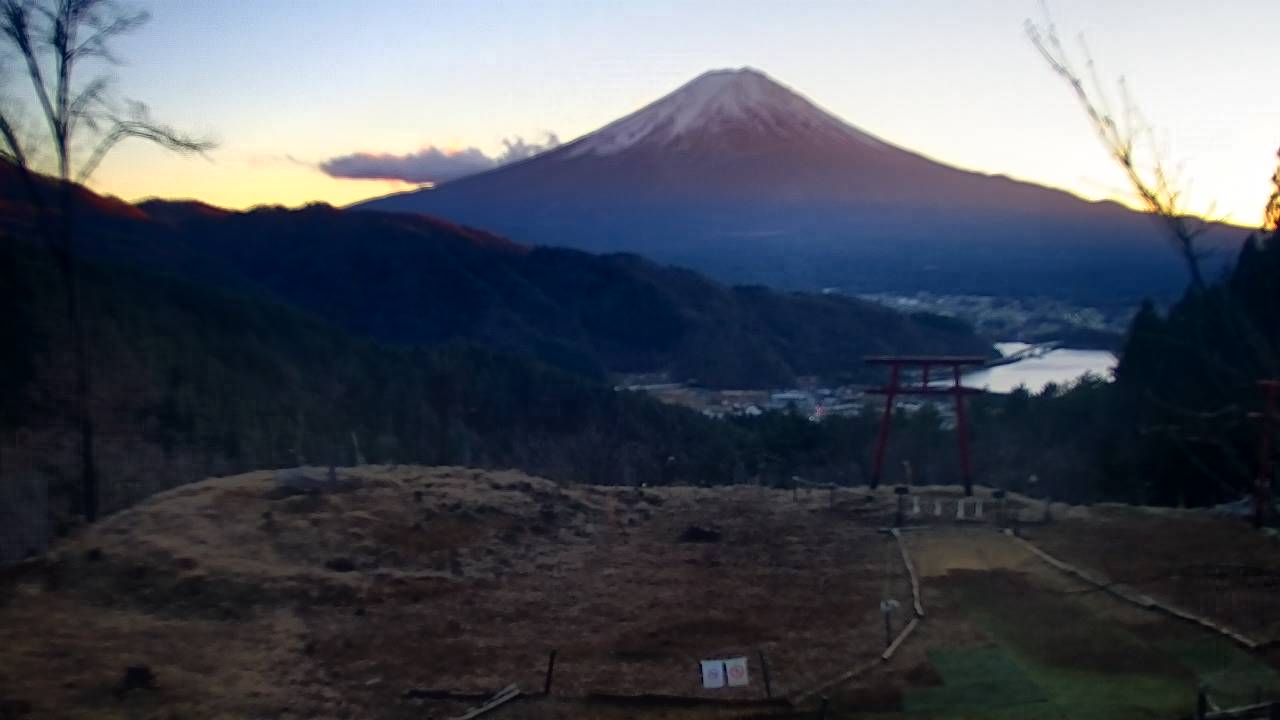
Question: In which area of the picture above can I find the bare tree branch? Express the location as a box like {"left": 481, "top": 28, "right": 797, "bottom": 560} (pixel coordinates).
{"left": 1168, "top": 430, "right": 1250, "bottom": 499}
{"left": 69, "top": 4, "right": 146, "bottom": 63}
{"left": 0, "top": 0, "right": 217, "bottom": 524}
{"left": 1266, "top": 148, "right": 1280, "bottom": 233}
{"left": 77, "top": 102, "right": 213, "bottom": 182}
{"left": 64, "top": 72, "right": 105, "bottom": 136}
{"left": 0, "top": 108, "right": 50, "bottom": 216}
{"left": 1026, "top": 7, "right": 1209, "bottom": 290}
{"left": 1, "top": 0, "right": 61, "bottom": 153}
{"left": 0, "top": 108, "right": 30, "bottom": 167}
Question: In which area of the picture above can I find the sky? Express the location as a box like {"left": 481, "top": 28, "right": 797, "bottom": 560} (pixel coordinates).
{"left": 31, "top": 0, "right": 1280, "bottom": 225}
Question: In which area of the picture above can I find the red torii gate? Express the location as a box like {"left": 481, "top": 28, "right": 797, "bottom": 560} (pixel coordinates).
{"left": 865, "top": 355, "right": 986, "bottom": 496}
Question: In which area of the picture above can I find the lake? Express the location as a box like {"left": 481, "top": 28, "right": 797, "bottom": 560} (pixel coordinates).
{"left": 961, "top": 342, "right": 1117, "bottom": 394}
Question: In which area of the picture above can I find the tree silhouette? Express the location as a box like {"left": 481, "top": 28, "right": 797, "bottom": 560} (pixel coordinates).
{"left": 0, "top": 0, "right": 213, "bottom": 522}
{"left": 1025, "top": 9, "right": 1211, "bottom": 291}
{"left": 1264, "top": 149, "right": 1280, "bottom": 233}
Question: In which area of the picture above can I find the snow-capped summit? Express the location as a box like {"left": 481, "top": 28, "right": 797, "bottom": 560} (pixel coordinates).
{"left": 567, "top": 67, "right": 883, "bottom": 156}
{"left": 357, "top": 66, "right": 1079, "bottom": 209}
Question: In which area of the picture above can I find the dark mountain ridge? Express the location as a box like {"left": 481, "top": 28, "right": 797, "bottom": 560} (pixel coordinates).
{"left": 1, "top": 163, "right": 990, "bottom": 388}
{"left": 135, "top": 201, "right": 990, "bottom": 387}
{"left": 0, "top": 234, "right": 752, "bottom": 524}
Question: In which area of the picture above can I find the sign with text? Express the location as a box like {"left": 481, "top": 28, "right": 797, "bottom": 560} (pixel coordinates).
{"left": 700, "top": 660, "right": 725, "bottom": 689}
{"left": 701, "top": 657, "right": 749, "bottom": 689}
{"left": 724, "top": 656, "right": 749, "bottom": 687}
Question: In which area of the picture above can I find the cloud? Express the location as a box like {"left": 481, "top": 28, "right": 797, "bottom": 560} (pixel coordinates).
{"left": 319, "top": 147, "right": 495, "bottom": 184}
{"left": 496, "top": 133, "right": 561, "bottom": 164}
{"left": 319, "top": 133, "right": 561, "bottom": 185}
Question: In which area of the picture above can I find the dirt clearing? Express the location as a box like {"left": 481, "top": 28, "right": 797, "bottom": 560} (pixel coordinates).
{"left": 0, "top": 467, "right": 904, "bottom": 719}
{"left": 3, "top": 471, "right": 1279, "bottom": 719}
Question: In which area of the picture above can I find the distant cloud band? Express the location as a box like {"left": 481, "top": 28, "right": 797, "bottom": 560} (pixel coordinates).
{"left": 319, "top": 147, "right": 493, "bottom": 184}
{"left": 320, "top": 133, "right": 559, "bottom": 184}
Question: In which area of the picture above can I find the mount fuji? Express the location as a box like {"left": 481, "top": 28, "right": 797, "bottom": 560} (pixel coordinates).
{"left": 355, "top": 68, "right": 1235, "bottom": 301}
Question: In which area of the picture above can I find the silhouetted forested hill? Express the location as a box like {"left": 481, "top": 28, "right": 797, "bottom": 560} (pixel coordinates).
{"left": 2, "top": 162, "right": 991, "bottom": 389}
{"left": 129, "top": 201, "right": 990, "bottom": 387}
{"left": 1, "top": 238, "right": 748, "bottom": 524}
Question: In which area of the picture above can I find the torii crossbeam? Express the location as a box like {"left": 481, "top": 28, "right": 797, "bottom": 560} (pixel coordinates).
{"left": 865, "top": 355, "right": 986, "bottom": 496}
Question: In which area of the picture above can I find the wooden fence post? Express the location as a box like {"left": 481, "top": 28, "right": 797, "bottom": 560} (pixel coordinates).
{"left": 894, "top": 486, "right": 908, "bottom": 527}
{"left": 758, "top": 649, "right": 774, "bottom": 699}
{"left": 543, "top": 649, "right": 558, "bottom": 696}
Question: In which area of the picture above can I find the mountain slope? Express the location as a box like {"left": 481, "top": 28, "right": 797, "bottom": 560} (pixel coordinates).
{"left": 138, "top": 201, "right": 990, "bottom": 387}
{"left": 355, "top": 67, "right": 1238, "bottom": 302}
{"left": 0, "top": 236, "right": 747, "bottom": 525}
{"left": 0, "top": 164, "right": 990, "bottom": 389}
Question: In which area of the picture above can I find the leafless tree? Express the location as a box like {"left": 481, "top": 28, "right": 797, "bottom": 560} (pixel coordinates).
{"left": 1265, "top": 149, "right": 1280, "bottom": 234}
{"left": 1027, "top": 11, "right": 1280, "bottom": 524}
{"left": 1025, "top": 10, "right": 1210, "bottom": 291}
{"left": 0, "top": 0, "right": 213, "bottom": 522}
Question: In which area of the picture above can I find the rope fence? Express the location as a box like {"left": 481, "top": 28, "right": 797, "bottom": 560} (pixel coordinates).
{"left": 1006, "top": 529, "right": 1269, "bottom": 650}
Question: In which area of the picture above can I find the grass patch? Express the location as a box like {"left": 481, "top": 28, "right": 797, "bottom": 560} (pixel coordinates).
{"left": 845, "top": 558, "right": 1273, "bottom": 719}
{"left": 904, "top": 647, "right": 1045, "bottom": 714}
{"left": 1163, "top": 637, "right": 1280, "bottom": 708}
{"left": 939, "top": 570, "right": 1198, "bottom": 719}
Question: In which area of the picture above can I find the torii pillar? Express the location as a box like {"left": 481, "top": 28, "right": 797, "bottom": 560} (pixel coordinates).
{"left": 865, "top": 356, "right": 985, "bottom": 496}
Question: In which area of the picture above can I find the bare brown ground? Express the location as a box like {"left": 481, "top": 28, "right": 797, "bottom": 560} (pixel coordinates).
{"left": 5, "top": 474, "right": 1278, "bottom": 720}
{"left": 824, "top": 525, "right": 1222, "bottom": 717}
{"left": 0, "top": 467, "right": 907, "bottom": 719}
{"left": 1024, "top": 510, "right": 1280, "bottom": 643}
{"left": 912, "top": 527, "right": 1178, "bottom": 633}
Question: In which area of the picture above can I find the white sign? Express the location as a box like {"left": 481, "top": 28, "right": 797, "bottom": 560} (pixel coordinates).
{"left": 701, "top": 657, "right": 749, "bottom": 689}
{"left": 700, "top": 660, "right": 725, "bottom": 689}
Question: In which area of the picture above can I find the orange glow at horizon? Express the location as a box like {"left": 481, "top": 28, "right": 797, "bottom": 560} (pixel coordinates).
{"left": 88, "top": 156, "right": 1263, "bottom": 229}
{"left": 89, "top": 159, "right": 426, "bottom": 211}
{"left": 52, "top": 1, "right": 1273, "bottom": 231}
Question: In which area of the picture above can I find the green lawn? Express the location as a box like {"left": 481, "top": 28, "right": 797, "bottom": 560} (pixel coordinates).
{"left": 1162, "top": 636, "right": 1280, "bottom": 709}
{"left": 903, "top": 647, "right": 1045, "bottom": 715}
{"left": 897, "top": 646, "right": 1195, "bottom": 720}
{"left": 840, "top": 568, "right": 1278, "bottom": 720}
{"left": 895, "top": 572, "right": 1202, "bottom": 719}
